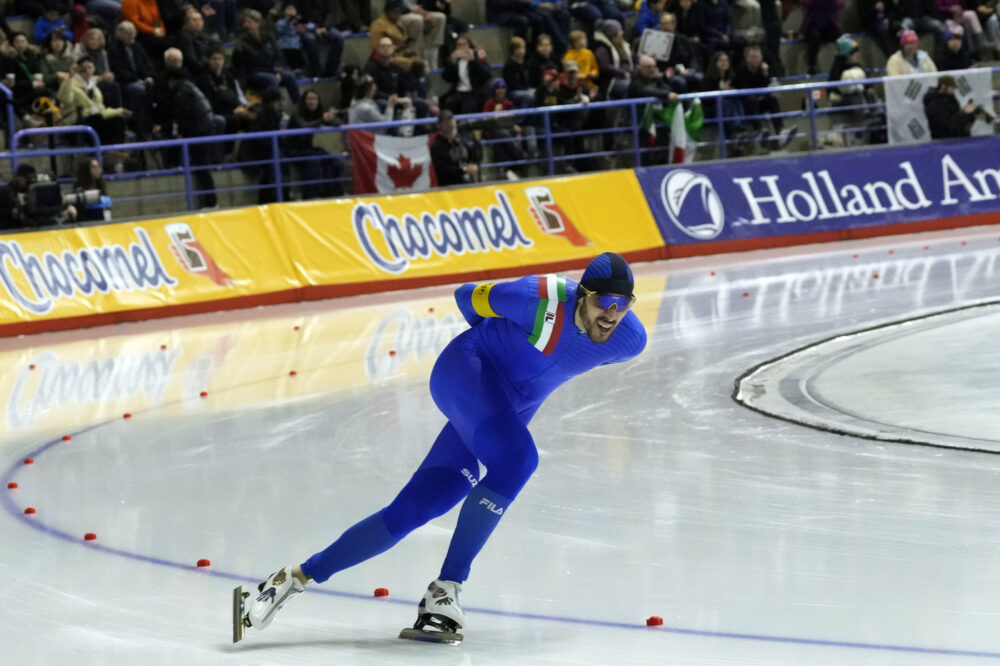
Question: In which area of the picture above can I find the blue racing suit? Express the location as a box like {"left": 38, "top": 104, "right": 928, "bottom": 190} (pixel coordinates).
{"left": 301, "top": 274, "right": 646, "bottom": 584}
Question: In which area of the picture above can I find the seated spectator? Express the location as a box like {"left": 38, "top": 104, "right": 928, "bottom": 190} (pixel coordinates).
{"left": 531, "top": 1, "right": 572, "bottom": 53}
{"left": 828, "top": 34, "right": 883, "bottom": 144}
{"left": 895, "top": 0, "right": 946, "bottom": 45}
{"left": 669, "top": 0, "right": 708, "bottom": 67}
{"left": 439, "top": 34, "right": 491, "bottom": 114}
{"left": 799, "top": 0, "right": 843, "bottom": 75}
{"left": 702, "top": 50, "right": 748, "bottom": 143}
{"left": 0, "top": 32, "right": 49, "bottom": 120}
{"left": 974, "top": 0, "right": 1000, "bottom": 59}
{"left": 526, "top": 33, "right": 562, "bottom": 90}
{"left": 285, "top": 89, "right": 344, "bottom": 199}
{"left": 531, "top": 68, "right": 582, "bottom": 171}
{"left": 628, "top": 55, "right": 678, "bottom": 102}
{"left": 177, "top": 8, "right": 220, "bottom": 81}
{"left": 121, "top": 0, "right": 170, "bottom": 61}
{"left": 274, "top": 0, "right": 344, "bottom": 78}
{"left": 592, "top": 19, "right": 633, "bottom": 98}
{"left": 347, "top": 73, "right": 407, "bottom": 129}
{"left": 40, "top": 29, "right": 74, "bottom": 90}
{"left": 634, "top": 0, "right": 666, "bottom": 37}
{"left": 569, "top": 0, "right": 626, "bottom": 33}
{"left": 485, "top": 0, "right": 533, "bottom": 41}
{"left": 654, "top": 12, "right": 701, "bottom": 91}
{"left": 34, "top": 2, "right": 74, "bottom": 44}
{"left": 924, "top": 73, "right": 990, "bottom": 137}
{"left": 937, "top": 25, "right": 974, "bottom": 69}
{"left": 364, "top": 37, "right": 429, "bottom": 124}
{"left": 197, "top": 46, "right": 250, "bottom": 134}
{"left": 431, "top": 109, "right": 479, "bottom": 186}
{"left": 399, "top": 0, "right": 446, "bottom": 69}
{"left": 233, "top": 8, "right": 300, "bottom": 103}
{"left": 73, "top": 157, "right": 112, "bottom": 222}
{"left": 237, "top": 87, "right": 287, "bottom": 204}
{"left": 858, "top": 0, "right": 897, "bottom": 57}
{"left": 108, "top": 21, "right": 155, "bottom": 137}
{"left": 482, "top": 78, "right": 528, "bottom": 179}
{"left": 502, "top": 36, "right": 534, "bottom": 107}
{"left": 368, "top": 0, "right": 429, "bottom": 73}
{"left": 886, "top": 29, "right": 938, "bottom": 75}
{"left": 936, "top": 0, "right": 992, "bottom": 59}
{"left": 57, "top": 56, "right": 131, "bottom": 147}
{"left": 733, "top": 44, "right": 795, "bottom": 149}
{"left": 162, "top": 67, "right": 224, "bottom": 208}
{"left": 701, "top": 0, "right": 742, "bottom": 58}
{"left": 563, "top": 30, "right": 599, "bottom": 98}
{"left": 418, "top": 0, "right": 467, "bottom": 59}
{"left": 84, "top": 0, "right": 124, "bottom": 34}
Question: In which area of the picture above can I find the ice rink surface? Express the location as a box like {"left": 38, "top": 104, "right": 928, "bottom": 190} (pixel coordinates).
{"left": 2, "top": 225, "right": 1000, "bottom": 665}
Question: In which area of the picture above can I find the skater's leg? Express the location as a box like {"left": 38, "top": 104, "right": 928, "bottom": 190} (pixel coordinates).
{"left": 429, "top": 340, "right": 540, "bottom": 583}
{"left": 438, "top": 412, "right": 538, "bottom": 583}
{"left": 300, "top": 422, "right": 478, "bottom": 584}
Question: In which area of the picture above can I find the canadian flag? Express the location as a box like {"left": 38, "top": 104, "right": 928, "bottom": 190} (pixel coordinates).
{"left": 349, "top": 129, "right": 438, "bottom": 194}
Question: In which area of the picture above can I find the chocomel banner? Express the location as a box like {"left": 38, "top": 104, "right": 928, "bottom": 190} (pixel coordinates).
{"left": 0, "top": 170, "right": 663, "bottom": 335}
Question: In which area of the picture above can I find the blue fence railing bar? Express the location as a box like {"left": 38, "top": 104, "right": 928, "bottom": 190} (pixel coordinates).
{"left": 0, "top": 68, "right": 995, "bottom": 222}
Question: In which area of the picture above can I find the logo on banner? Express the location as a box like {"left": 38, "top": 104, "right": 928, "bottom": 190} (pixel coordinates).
{"left": 165, "top": 223, "right": 233, "bottom": 286}
{"left": 0, "top": 227, "right": 177, "bottom": 316}
{"left": 524, "top": 186, "right": 590, "bottom": 246}
{"left": 660, "top": 169, "right": 725, "bottom": 239}
{"left": 352, "top": 190, "right": 534, "bottom": 274}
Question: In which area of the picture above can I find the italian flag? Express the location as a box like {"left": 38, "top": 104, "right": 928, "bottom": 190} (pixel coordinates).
{"left": 528, "top": 274, "right": 568, "bottom": 355}
{"left": 638, "top": 99, "right": 703, "bottom": 163}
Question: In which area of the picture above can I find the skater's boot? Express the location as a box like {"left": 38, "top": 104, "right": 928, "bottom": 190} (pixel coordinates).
{"left": 246, "top": 566, "right": 306, "bottom": 631}
{"left": 415, "top": 579, "right": 465, "bottom": 634}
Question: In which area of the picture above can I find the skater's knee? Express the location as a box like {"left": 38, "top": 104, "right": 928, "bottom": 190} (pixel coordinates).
{"left": 382, "top": 467, "right": 472, "bottom": 538}
{"left": 481, "top": 443, "right": 537, "bottom": 498}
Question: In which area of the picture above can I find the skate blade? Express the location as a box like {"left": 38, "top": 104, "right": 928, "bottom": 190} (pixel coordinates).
{"left": 232, "top": 585, "right": 247, "bottom": 643}
{"left": 399, "top": 627, "right": 463, "bottom": 645}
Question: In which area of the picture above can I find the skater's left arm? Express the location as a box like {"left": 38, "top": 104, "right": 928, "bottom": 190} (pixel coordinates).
{"left": 454, "top": 275, "right": 538, "bottom": 328}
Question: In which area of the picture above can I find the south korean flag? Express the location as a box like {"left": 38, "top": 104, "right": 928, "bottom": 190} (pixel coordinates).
{"left": 884, "top": 67, "right": 993, "bottom": 144}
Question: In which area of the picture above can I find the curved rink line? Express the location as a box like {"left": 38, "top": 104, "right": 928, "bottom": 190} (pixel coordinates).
{"left": 3, "top": 420, "right": 999, "bottom": 660}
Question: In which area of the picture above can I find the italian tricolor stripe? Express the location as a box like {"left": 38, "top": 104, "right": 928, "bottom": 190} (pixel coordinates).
{"left": 527, "top": 275, "right": 567, "bottom": 355}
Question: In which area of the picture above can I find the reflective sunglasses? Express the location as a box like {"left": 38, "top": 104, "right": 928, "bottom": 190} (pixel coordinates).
{"left": 579, "top": 285, "right": 635, "bottom": 312}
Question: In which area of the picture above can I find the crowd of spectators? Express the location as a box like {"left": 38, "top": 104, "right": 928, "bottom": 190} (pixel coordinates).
{"left": 0, "top": 0, "right": 995, "bottom": 228}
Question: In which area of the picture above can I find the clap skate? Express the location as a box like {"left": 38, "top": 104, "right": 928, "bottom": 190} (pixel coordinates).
{"left": 232, "top": 566, "right": 305, "bottom": 643}
{"left": 398, "top": 579, "right": 465, "bottom": 645}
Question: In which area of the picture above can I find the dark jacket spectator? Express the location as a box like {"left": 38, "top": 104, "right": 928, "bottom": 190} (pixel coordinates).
{"left": 629, "top": 56, "right": 678, "bottom": 101}
{"left": 431, "top": 110, "right": 478, "bottom": 186}
{"left": 937, "top": 28, "right": 974, "bottom": 69}
{"left": 196, "top": 48, "right": 247, "bottom": 133}
{"left": 923, "top": 75, "right": 984, "bottom": 138}
{"left": 439, "top": 35, "right": 492, "bottom": 114}
{"left": 284, "top": 89, "right": 344, "bottom": 199}
{"left": 525, "top": 33, "right": 561, "bottom": 89}
{"left": 592, "top": 19, "right": 633, "bottom": 97}
{"left": 700, "top": 0, "right": 736, "bottom": 53}
{"left": 176, "top": 10, "right": 219, "bottom": 80}
{"left": 108, "top": 32, "right": 156, "bottom": 85}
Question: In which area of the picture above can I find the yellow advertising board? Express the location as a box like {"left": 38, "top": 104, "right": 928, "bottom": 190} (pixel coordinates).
{"left": 0, "top": 171, "right": 664, "bottom": 335}
{"left": 273, "top": 170, "right": 662, "bottom": 285}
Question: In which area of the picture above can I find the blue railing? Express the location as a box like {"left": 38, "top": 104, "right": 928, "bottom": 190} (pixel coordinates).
{"left": 0, "top": 69, "right": 993, "bottom": 222}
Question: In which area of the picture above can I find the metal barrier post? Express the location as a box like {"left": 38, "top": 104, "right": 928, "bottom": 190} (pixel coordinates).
{"left": 716, "top": 97, "right": 727, "bottom": 159}
{"left": 629, "top": 102, "right": 641, "bottom": 167}
{"left": 181, "top": 142, "right": 195, "bottom": 211}
{"left": 542, "top": 111, "right": 555, "bottom": 176}
{"left": 272, "top": 135, "right": 284, "bottom": 203}
{"left": 806, "top": 92, "right": 819, "bottom": 151}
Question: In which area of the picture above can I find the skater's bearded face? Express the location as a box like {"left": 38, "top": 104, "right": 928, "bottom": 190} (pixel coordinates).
{"left": 576, "top": 288, "right": 631, "bottom": 344}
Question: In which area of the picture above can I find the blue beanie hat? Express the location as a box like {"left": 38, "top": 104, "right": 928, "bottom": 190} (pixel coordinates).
{"left": 579, "top": 252, "right": 634, "bottom": 298}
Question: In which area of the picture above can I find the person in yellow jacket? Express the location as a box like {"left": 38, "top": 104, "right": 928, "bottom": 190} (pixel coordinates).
{"left": 563, "top": 30, "right": 599, "bottom": 98}
{"left": 57, "top": 57, "right": 132, "bottom": 146}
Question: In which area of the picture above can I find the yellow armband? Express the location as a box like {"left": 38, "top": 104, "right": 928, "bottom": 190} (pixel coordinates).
{"left": 471, "top": 283, "right": 499, "bottom": 318}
